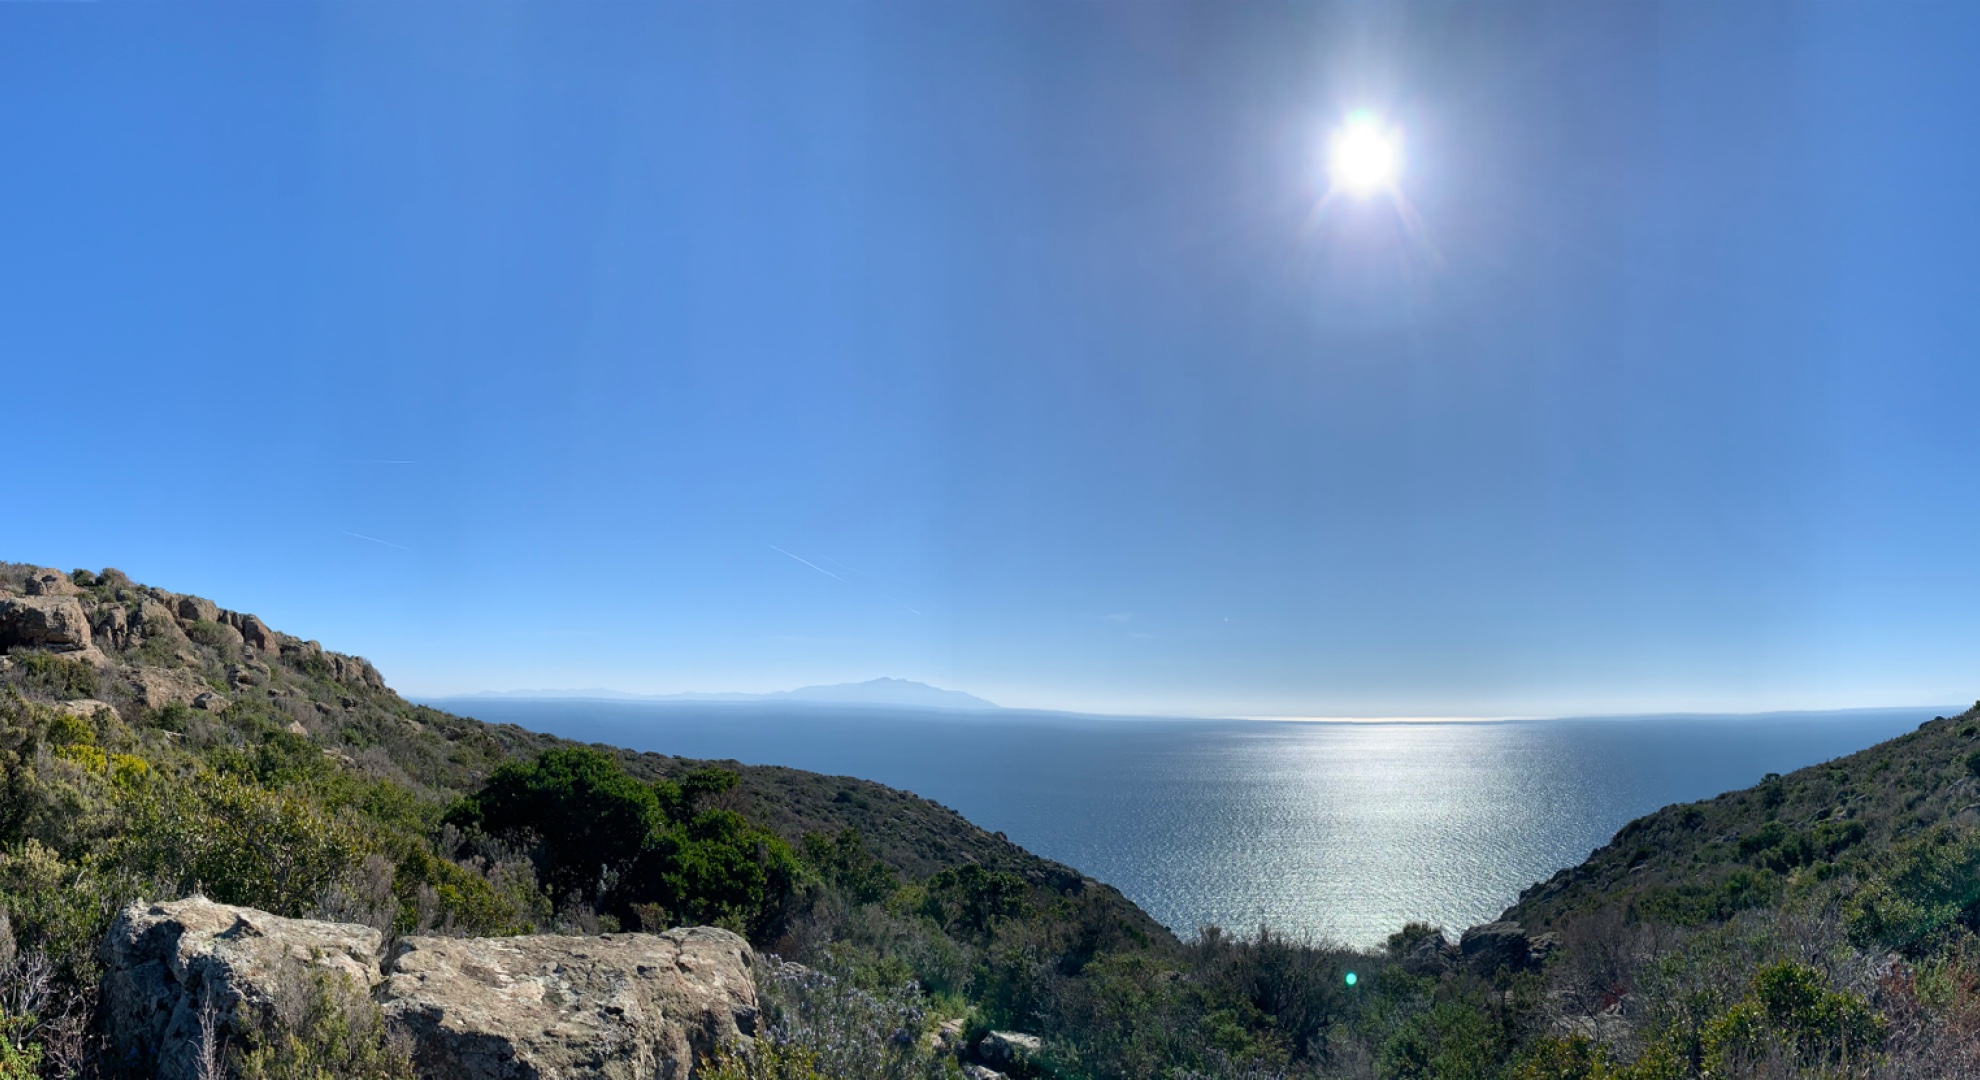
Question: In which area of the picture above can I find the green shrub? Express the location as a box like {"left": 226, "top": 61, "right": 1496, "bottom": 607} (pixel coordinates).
{"left": 185, "top": 619, "right": 240, "bottom": 655}
{"left": 703, "top": 963, "right": 950, "bottom": 1080}
{"left": 445, "top": 746, "right": 660, "bottom": 904}
{"left": 613, "top": 808, "right": 803, "bottom": 939}
{"left": 231, "top": 966, "right": 414, "bottom": 1080}
{"left": 115, "top": 769, "right": 374, "bottom": 917}
{"left": 10, "top": 655, "right": 96, "bottom": 701}
{"left": 1512, "top": 1035, "right": 1621, "bottom": 1080}
{"left": 0, "top": 1032, "right": 39, "bottom": 1080}
{"left": 452, "top": 750, "right": 801, "bottom": 941}
{"left": 802, "top": 829, "right": 899, "bottom": 905}
{"left": 1846, "top": 826, "right": 1980, "bottom": 954}
{"left": 919, "top": 865, "right": 1030, "bottom": 940}
{"left": 1701, "top": 961, "right": 1883, "bottom": 1074}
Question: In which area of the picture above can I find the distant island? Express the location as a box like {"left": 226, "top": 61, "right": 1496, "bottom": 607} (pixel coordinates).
{"left": 456, "top": 676, "right": 1001, "bottom": 712}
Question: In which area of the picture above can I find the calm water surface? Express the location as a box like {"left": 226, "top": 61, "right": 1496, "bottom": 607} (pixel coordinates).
{"left": 430, "top": 701, "right": 1941, "bottom": 946}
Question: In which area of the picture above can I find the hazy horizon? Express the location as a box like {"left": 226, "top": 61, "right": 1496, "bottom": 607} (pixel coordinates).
{"left": 7, "top": 2, "right": 1979, "bottom": 717}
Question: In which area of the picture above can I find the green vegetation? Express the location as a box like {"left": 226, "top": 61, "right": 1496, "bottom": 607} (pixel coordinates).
{"left": 229, "top": 967, "right": 415, "bottom": 1080}
{"left": 0, "top": 561, "right": 1979, "bottom": 1077}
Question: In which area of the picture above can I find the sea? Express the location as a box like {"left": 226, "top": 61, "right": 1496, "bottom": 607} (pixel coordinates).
{"left": 423, "top": 699, "right": 1948, "bottom": 948}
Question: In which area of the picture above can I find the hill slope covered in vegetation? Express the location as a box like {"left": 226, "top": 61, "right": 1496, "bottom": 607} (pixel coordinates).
{"left": 1, "top": 560, "right": 1977, "bottom": 1078}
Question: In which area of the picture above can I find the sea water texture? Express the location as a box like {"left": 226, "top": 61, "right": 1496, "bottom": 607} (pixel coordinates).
{"left": 432, "top": 701, "right": 1942, "bottom": 947}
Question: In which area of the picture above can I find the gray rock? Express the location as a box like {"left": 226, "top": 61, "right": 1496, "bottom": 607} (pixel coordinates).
{"left": 99, "top": 898, "right": 760, "bottom": 1080}
{"left": 54, "top": 699, "right": 119, "bottom": 724}
{"left": 22, "top": 567, "right": 78, "bottom": 596}
{"left": 927, "top": 1015, "right": 967, "bottom": 1054}
{"left": 99, "top": 897, "right": 384, "bottom": 1080}
{"left": 134, "top": 599, "right": 189, "bottom": 641}
{"left": 129, "top": 667, "right": 208, "bottom": 709}
{"left": 192, "top": 692, "right": 227, "bottom": 712}
{"left": 963, "top": 1067, "right": 1010, "bottom": 1080}
{"left": 223, "top": 610, "right": 280, "bottom": 652}
{"left": 175, "top": 595, "right": 219, "bottom": 624}
{"left": 1402, "top": 931, "right": 1461, "bottom": 976}
{"left": 1460, "top": 921, "right": 1534, "bottom": 974}
{"left": 331, "top": 653, "right": 386, "bottom": 690}
{"left": 90, "top": 604, "right": 129, "bottom": 649}
{"left": 0, "top": 596, "right": 92, "bottom": 651}
{"left": 977, "top": 1030, "right": 1043, "bottom": 1068}
{"left": 379, "top": 927, "right": 758, "bottom": 1079}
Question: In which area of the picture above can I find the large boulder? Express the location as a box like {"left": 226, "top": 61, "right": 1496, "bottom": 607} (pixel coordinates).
{"left": 223, "top": 610, "right": 279, "bottom": 652}
{"left": 1460, "top": 921, "right": 1535, "bottom": 974}
{"left": 22, "top": 568, "right": 77, "bottom": 596}
{"left": 1401, "top": 931, "right": 1462, "bottom": 976}
{"left": 976, "top": 1030, "right": 1043, "bottom": 1070}
{"left": 98, "top": 897, "right": 761, "bottom": 1080}
{"left": 0, "top": 596, "right": 91, "bottom": 651}
{"left": 378, "top": 928, "right": 758, "bottom": 1079}
{"left": 128, "top": 667, "right": 209, "bottom": 709}
{"left": 99, "top": 898, "right": 384, "bottom": 1080}
{"left": 90, "top": 604, "right": 130, "bottom": 649}
{"left": 175, "top": 595, "right": 219, "bottom": 624}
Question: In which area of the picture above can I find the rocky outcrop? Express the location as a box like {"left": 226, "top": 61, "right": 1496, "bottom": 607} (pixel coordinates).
{"left": 380, "top": 928, "right": 758, "bottom": 1079}
{"left": 55, "top": 699, "right": 120, "bottom": 723}
{"left": 1460, "top": 921, "right": 1535, "bottom": 974}
{"left": 99, "top": 898, "right": 385, "bottom": 1080}
{"left": 224, "top": 610, "right": 280, "bottom": 652}
{"left": 0, "top": 596, "right": 91, "bottom": 651}
{"left": 128, "top": 666, "right": 209, "bottom": 709}
{"left": 976, "top": 1030, "right": 1042, "bottom": 1071}
{"left": 98, "top": 898, "right": 758, "bottom": 1080}
{"left": 1400, "top": 930, "right": 1461, "bottom": 976}
{"left": 90, "top": 603, "right": 129, "bottom": 649}
{"left": 175, "top": 595, "right": 219, "bottom": 624}
{"left": 22, "top": 567, "right": 77, "bottom": 596}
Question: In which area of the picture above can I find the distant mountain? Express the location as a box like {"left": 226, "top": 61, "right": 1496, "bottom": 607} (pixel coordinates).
{"left": 459, "top": 677, "right": 1000, "bottom": 712}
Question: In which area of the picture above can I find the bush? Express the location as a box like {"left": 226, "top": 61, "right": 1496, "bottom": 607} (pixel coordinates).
{"left": 1846, "top": 826, "right": 1980, "bottom": 954}
{"left": 445, "top": 747, "right": 659, "bottom": 905}
{"left": 613, "top": 808, "right": 803, "bottom": 940}
{"left": 702, "top": 961, "right": 949, "bottom": 1080}
{"left": 230, "top": 966, "right": 414, "bottom": 1080}
{"left": 115, "top": 769, "right": 374, "bottom": 918}
{"left": 453, "top": 750, "right": 802, "bottom": 941}
{"left": 801, "top": 829, "right": 898, "bottom": 905}
{"left": 1701, "top": 961, "right": 1883, "bottom": 1074}
{"left": 9, "top": 655, "right": 96, "bottom": 701}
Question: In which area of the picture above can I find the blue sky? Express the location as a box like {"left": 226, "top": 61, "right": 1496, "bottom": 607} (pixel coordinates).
{"left": 5, "top": 3, "right": 1978, "bottom": 717}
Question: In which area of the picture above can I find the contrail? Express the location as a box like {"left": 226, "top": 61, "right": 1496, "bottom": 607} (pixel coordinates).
{"left": 771, "top": 545, "right": 921, "bottom": 614}
{"left": 769, "top": 545, "right": 844, "bottom": 582}
{"left": 343, "top": 531, "right": 412, "bottom": 551}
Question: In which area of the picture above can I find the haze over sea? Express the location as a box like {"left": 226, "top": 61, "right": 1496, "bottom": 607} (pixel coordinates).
{"left": 431, "top": 700, "right": 1942, "bottom": 947}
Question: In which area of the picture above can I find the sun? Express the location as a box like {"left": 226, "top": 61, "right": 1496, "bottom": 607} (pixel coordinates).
{"left": 1329, "top": 114, "right": 1400, "bottom": 196}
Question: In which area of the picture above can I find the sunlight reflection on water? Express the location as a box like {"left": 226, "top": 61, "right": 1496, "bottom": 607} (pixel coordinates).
{"left": 434, "top": 701, "right": 1937, "bottom": 946}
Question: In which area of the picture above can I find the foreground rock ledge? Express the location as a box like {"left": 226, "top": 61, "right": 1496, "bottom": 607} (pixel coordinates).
{"left": 100, "top": 897, "right": 759, "bottom": 1080}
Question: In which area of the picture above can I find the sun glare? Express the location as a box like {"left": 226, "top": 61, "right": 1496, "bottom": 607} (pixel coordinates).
{"left": 1329, "top": 114, "right": 1400, "bottom": 196}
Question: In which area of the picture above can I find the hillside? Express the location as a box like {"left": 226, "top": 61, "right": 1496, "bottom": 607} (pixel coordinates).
{"left": 1506, "top": 707, "right": 1980, "bottom": 935}
{"left": 0, "top": 561, "right": 1156, "bottom": 929}
{"left": 2, "top": 559, "right": 1979, "bottom": 1078}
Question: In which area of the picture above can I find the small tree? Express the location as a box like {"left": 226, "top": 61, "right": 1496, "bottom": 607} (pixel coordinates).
{"left": 446, "top": 747, "right": 660, "bottom": 905}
